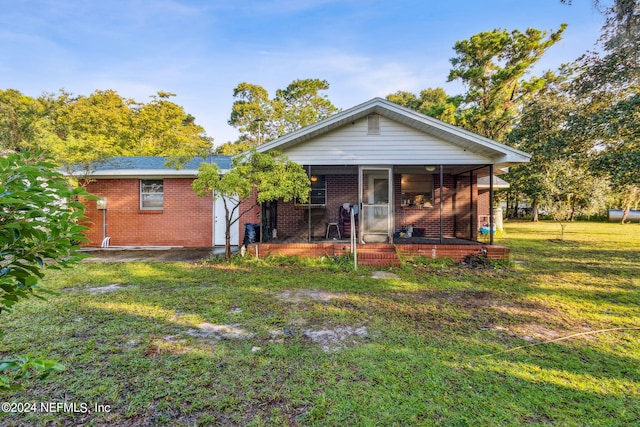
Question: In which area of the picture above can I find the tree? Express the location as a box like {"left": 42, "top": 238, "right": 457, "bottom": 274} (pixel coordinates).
{"left": 227, "top": 83, "right": 273, "bottom": 146}
{"left": 0, "top": 89, "right": 49, "bottom": 153}
{"left": 568, "top": 1, "right": 639, "bottom": 214}
{"left": 0, "top": 89, "right": 213, "bottom": 178}
{"left": 505, "top": 69, "right": 580, "bottom": 221}
{"left": 192, "top": 150, "right": 310, "bottom": 259}
{"left": 448, "top": 25, "right": 567, "bottom": 141}
{"left": 612, "top": 185, "right": 640, "bottom": 223}
{"left": 45, "top": 90, "right": 212, "bottom": 176}
{"left": 540, "top": 159, "right": 609, "bottom": 239}
{"left": 227, "top": 79, "right": 338, "bottom": 148}
{"left": 0, "top": 151, "right": 90, "bottom": 388}
{"left": 272, "top": 79, "right": 338, "bottom": 135}
{"left": 386, "top": 88, "right": 461, "bottom": 124}
{"left": 130, "top": 92, "right": 212, "bottom": 167}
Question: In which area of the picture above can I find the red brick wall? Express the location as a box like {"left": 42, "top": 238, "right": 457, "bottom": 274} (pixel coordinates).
{"left": 274, "top": 174, "right": 358, "bottom": 239}
{"left": 82, "top": 178, "right": 213, "bottom": 247}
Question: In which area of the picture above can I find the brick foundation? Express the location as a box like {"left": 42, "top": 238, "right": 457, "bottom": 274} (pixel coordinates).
{"left": 246, "top": 243, "right": 510, "bottom": 265}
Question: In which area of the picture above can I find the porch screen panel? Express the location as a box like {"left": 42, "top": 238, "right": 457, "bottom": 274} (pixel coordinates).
{"left": 361, "top": 205, "right": 389, "bottom": 232}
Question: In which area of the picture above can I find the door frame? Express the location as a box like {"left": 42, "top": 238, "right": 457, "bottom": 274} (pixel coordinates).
{"left": 358, "top": 166, "right": 393, "bottom": 243}
{"left": 213, "top": 195, "right": 240, "bottom": 246}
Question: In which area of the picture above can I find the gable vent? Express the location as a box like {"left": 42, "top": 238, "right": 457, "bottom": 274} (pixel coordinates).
{"left": 367, "top": 114, "right": 380, "bottom": 135}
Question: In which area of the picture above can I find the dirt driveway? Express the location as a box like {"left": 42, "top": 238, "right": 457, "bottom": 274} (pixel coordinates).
{"left": 80, "top": 247, "right": 230, "bottom": 263}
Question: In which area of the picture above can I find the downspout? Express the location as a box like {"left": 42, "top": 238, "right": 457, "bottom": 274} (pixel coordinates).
{"left": 439, "top": 165, "right": 444, "bottom": 244}
{"left": 489, "top": 164, "right": 494, "bottom": 245}
{"left": 102, "top": 208, "right": 107, "bottom": 246}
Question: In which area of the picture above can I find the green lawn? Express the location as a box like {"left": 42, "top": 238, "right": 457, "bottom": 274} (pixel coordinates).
{"left": 1, "top": 221, "right": 639, "bottom": 426}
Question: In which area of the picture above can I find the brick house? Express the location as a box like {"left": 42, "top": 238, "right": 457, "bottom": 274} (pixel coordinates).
{"left": 244, "top": 98, "right": 530, "bottom": 248}
{"left": 77, "top": 156, "right": 239, "bottom": 248}
{"left": 77, "top": 98, "right": 530, "bottom": 262}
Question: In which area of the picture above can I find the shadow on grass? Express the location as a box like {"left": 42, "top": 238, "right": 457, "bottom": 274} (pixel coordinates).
{"left": 2, "top": 253, "right": 639, "bottom": 426}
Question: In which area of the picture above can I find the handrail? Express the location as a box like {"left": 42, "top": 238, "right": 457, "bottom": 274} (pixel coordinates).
{"left": 350, "top": 207, "right": 357, "bottom": 270}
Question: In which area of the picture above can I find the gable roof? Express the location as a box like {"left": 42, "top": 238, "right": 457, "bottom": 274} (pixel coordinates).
{"left": 67, "top": 155, "right": 232, "bottom": 178}
{"left": 255, "top": 97, "right": 531, "bottom": 167}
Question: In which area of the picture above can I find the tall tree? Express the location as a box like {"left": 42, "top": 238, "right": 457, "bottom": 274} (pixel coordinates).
{"left": 0, "top": 89, "right": 49, "bottom": 152}
{"left": 37, "top": 89, "right": 212, "bottom": 176}
{"left": 192, "top": 150, "right": 310, "bottom": 259}
{"left": 131, "top": 92, "right": 212, "bottom": 167}
{"left": 272, "top": 79, "right": 338, "bottom": 135}
{"left": 226, "top": 78, "right": 338, "bottom": 149}
{"left": 448, "top": 25, "right": 567, "bottom": 141}
{"left": 227, "top": 83, "right": 273, "bottom": 146}
{"left": 386, "top": 88, "right": 461, "bottom": 124}
{"left": 569, "top": 0, "right": 639, "bottom": 210}
{"left": 505, "top": 72, "right": 573, "bottom": 221}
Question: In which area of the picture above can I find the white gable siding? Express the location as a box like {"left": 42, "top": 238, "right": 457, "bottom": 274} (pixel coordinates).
{"left": 280, "top": 116, "right": 493, "bottom": 165}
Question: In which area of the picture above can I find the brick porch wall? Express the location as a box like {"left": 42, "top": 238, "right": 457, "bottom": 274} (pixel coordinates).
{"left": 247, "top": 243, "right": 510, "bottom": 264}
{"left": 82, "top": 178, "right": 213, "bottom": 247}
{"left": 275, "top": 175, "right": 358, "bottom": 239}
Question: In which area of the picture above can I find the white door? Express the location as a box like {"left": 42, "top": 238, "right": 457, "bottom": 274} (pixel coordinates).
{"left": 214, "top": 196, "right": 239, "bottom": 246}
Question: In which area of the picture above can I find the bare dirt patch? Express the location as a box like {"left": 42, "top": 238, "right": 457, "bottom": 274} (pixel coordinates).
{"left": 84, "top": 284, "right": 132, "bottom": 294}
{"left": 80, "top": 248, "right": 216, "bottom": 263}
{"left": 185, "top": 322, "right": 253, "bottom": 340}
{"left": 303, "top": 325, "right": 369, "bottom": 352}
{"left": 275, "top": 289, "right": 344, "bottom": 303}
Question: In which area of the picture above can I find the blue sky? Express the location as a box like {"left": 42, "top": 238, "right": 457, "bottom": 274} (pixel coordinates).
{"left": 1, "top": 0, "right": 606, "bottom": 145}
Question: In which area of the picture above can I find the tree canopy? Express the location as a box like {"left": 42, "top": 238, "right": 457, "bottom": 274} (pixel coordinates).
{"left": 223, "top": 78, "right": 338, "bottom": 153}
{"left": 386, "top": 88, "right": 461, "bottom": 124}
{"left": 0, "top": 89, "right": 212, "bottom": 174}
{"left": 192, "top": 150, "right": 310, "bottom": 259}
{"left": 448, "top": 25, "right": 567, "bottom": 141}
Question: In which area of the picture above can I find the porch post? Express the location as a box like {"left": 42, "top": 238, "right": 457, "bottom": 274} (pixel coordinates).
{"left": 469, "top": 171, "right": 473, "bottom": 241}
{"left": 439, "top": 164, "right": 444, "bottom": 244}
{"left": 489, "top": 164, "right": 494, "bottom": 245}
{"left": 308, "top": 165, "right": 311, "bottom": 243}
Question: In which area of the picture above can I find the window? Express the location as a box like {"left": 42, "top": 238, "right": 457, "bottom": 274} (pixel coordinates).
{"left": 298, "top": 175, "right": 326, "bottom": 206}
{"left": 140, "top": 179, "right": 164, "bottom": 210}
{"left": 401, "top": 174, "right": 433, "bottom": 207}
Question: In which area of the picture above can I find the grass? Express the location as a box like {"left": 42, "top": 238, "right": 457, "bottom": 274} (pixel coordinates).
{"left": 1, "top": 220, "right": 639, "bottom": 426}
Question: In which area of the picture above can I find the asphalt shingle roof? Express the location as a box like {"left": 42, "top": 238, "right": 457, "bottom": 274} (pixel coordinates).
{"left": 91, "top": 155, "right": 232, "bottom": 171}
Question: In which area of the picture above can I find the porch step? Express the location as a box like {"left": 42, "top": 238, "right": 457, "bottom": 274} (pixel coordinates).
{"left": 356, "top": 244, "right": 401, "bottom": 267}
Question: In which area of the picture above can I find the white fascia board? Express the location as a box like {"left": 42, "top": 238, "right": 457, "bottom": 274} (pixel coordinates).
{"left": 68, "top": 168, "right": 230, "bottom": 178}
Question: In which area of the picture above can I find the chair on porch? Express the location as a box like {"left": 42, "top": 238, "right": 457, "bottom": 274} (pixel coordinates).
{"left": 339, "top": 203, "right": 358, "bottom": 238}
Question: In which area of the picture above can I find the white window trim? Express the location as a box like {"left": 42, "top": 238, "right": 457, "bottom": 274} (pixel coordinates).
{"left": 140, "top": 179, "right": 164, "bottom": 210}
